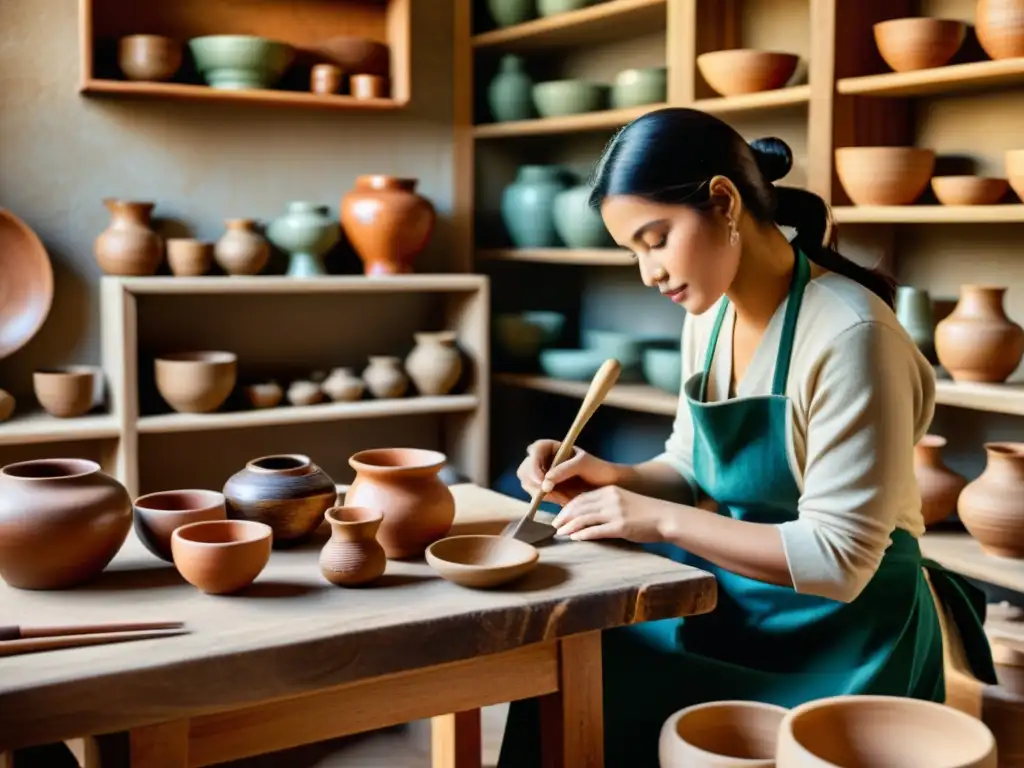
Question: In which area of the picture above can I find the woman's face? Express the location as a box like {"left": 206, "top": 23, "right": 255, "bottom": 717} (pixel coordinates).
{"left": 600, "top": 191, "right": 740, "bottom": 315}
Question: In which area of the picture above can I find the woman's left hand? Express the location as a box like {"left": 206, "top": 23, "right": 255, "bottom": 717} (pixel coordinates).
{"left": 551, "top": 485, "right": 668, "bottom": 543}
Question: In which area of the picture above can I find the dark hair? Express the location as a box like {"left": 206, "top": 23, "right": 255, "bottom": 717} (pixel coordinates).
{"left": 588, "top": 108, "right": 894, "bottom": 308}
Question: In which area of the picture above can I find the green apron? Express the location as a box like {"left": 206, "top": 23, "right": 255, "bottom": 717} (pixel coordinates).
{"left": 498, "top": 247, "right": 996, "bottom": 768}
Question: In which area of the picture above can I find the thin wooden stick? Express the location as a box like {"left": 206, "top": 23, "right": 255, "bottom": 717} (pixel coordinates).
{"left": 0, "top": 628, "right": 189, "bottom": 657}
{"left": 0, "top": 620, "right": 184, "bottom": 641}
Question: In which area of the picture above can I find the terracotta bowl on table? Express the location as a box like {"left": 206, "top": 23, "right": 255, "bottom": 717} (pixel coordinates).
{"left": 171, "top": 519, "right": 272, "bottom": 595}
{"left": 134, "top": 489, "right": 227, "bottom": 563}
{"left": 931, "top": 176, "right": 1009, "bottom": 206}
{"left": 835, "top": 146, "right": 935, "bottom": 206}
{"left": 426, "top": 534, "right": 538, "bottom": 589}
{"left": 696, "top": 49, "right": 799, "bottom": 96}
{"left": 873, "top": 18, "right": 966, "bottom": 73}
{"left": 0, "top": 209, "right": 54, "bottom": 361}
{"left": 154, "top": 351, "right": 237, "bottom": 414}
{"left": 659, "top": 700, "right": 788, "bottom": 767}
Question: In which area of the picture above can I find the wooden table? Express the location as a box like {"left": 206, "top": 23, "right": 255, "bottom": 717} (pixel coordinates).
{"left": 0, "top": 484, "right": 716, "bottom": 768}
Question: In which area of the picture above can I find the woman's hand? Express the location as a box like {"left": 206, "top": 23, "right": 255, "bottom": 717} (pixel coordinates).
{"left": 517, "top": 440, "right": 625, "bottom": 505}
{"left": 550, "top": 485, "right": 671, "bottom": 544}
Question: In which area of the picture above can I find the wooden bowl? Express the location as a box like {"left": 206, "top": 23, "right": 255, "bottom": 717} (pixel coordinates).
{"left": 874, "top": 18, "right": 966, "bottom": 73}
{"left": 931, "top": 176, "right": 1008, "bottom": 205}
{"left": 426, "top": 535, "right": 538, "bottom": 589}
{"left": 1006, "top": 149, "right": 1024, "bottom": 200}
{"left": 659, "top": 701, "right": 788, "bottom": 767}
{"left": 118, "top": 34, "right": 182, "bottom": 82}
{"left": 835, "top": 147, "right": 936, "bottom": 205}
{"left": 0, "top": 210, "right": 53, "bottom": 361}
{"left": 171, "top": 519, "right": 272, "bottom": 595}
{"left": 134, "top": 489, "right": 227, "bottom": 562}
{"left": 154, "top": 351, "right": 237, "bottom": 414}
{"left": 696, "top": 49, "right": 799, "bottom": 96}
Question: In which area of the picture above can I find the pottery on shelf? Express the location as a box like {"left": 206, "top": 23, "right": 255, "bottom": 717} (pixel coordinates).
{"left": 895, "top": 285, "right": 935, "bottom": 360}
{"left": 935, "top": 285, "right": 1024, "bottom": 382}
{"left": 166, "top": 238, "right": 213, "bottom": 276}
{"left": 834, "top": 147, "right": 936, "bottom": 206}
{"left": 487, "top": 54, "right": 535, "bottom": 122}
{"left": 697, "top": 49, "right": 799, "bottom": 96}
{"left": 133, "top": 489, "right": 227, "bottom": 563}
{"left": 214, "top": 219, "right": 270, "bottom": 275}
{"left": 0, "top": 459, "right": 132, "bottom": 590}
{"left": 321, "top": 367, "right": 365, "bottom": 402}
{"left": 538, "top": 0, "right": 591, "bottom": 14}
{"left": 188, "top": 35, "right": 294, "bottom": 90}
{"left": 426, "top": 535, "right": 539, "bottom": 589}
{"left": 351, "top": 74, "right": 388, "bottom": 99}
{"left": 0, "top": 209, "right": 54, "bottom": 360}
{"left": 532, "top": 80, "right": 608, "bottom": 117}
{"left": 316, "top": 36, "right": 391, "bottom": 77}
{"left": 1007, "top": 149, "right": 1024, "bottom": 200}
{"left": 643, "top": 348, "right": 683, "bottom": 395}
{"left": 959, "top": 442, "right": 1024, "bottom": 558}
{"left": 171, "top": 520, "right": 272, "bottom": 595}
{"left": 553, "top": 183, "right": 615, "bottom": 248}
{"left": 611, "top": 66, "right": 668, "bottom": 109}
{"left": 363, "top": 356, "right": 409, "bottom": 398}
{"left": 659, "top": 700, "right": 788, "bottom": 768}
{"left": 118, "top": 34, "right": 182, "bottom": 82}
{"left": 486, "top": 0, "right": 535, "bottom": 27}
{"left": 266, "top": 201, "right": 341, "bottom": 278}
{"left": 873, "top": 18, "right": 966, "bottom": 72}
{"left": 340, "top": 175, "right": 436, "bottom": 275}
{"left": 223, "top": 454, "right": 337, "bottom": 546}
{"left": 154, "top": 351, "right": 237, "bottom": 413}
{"left": 976, "top": 0, "right": 1024, "bottom": 60}
{"left": 287, "top": 379, "right": 324, "bottom": 406}
{"left": 405, "top": 332, "right": 463, "bottom": 396}
{"left": 94, "top": 199, "right": 163, "bottom": 276}
{"left": 311, "top": 63, "right": 343, "bottom": 94}
{"left": 319, "top": 506, "right": 387, "bottom": 586}
{"left": 501, "top": 165, "right": 570, "bottom": 248}
{"left": 914, "top": 435, "right": 967, "bottom": 528}
{"left": 931, "top": 176, "right": 1008, "bottom": 206}
{"left": 33, "top": 366, "right": 103, "bottom": 418}
{"left": 245, "top": 380, "right": 283, "bottom": 409}
{"left": 0, "top": 390, "right": 13, "bottom": 423}
{"left": 540, "top": 349, "right": 606, "bottom": 381}
{"left": 345, "top": 448, "right": 456, "bottom": 559}
{"left": 583, "top": 329, "right": 641, "bottom": 370}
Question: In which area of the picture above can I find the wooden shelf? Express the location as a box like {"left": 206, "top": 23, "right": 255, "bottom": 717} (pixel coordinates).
{"left": 0, "top": 411, "right": 120, "bottom": 446}
{"left": 495, "top": 373, "right": 676, "bottom": 416}
{"left": 474, "top": 104, "right": 662, "bottom": 138}
{"left": 920, "top": 532, "right": 1024, "bottom": 594}
{"left": 471, "top": 0, "right": 666, "bottom": 51}
{"left": 838, "top": 58, "right": 1024, "bottom": 98}
{"left": 108, "top": 274, "right": 487, "bottom": 295}
{"left": 833, "top": 206, "right": 1024, "bottom": 224}
{"left": 478, "top": 248, "right": 632, "bottom": 266}
{"left": 693, "top": 84, "right": 811, "bottom": 114}
{"left": 935, "top": 380, "right": 1024, "bottom": 416}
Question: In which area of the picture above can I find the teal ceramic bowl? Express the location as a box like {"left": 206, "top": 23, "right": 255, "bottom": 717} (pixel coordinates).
{"left": 521, "top": 311, "right": 566, "bottom": 346}
{"left": 540, "top": 349, "right": 606, "bottom": 381}
{"left": 188, "top": 35, "right": 295, "bottom": 90}
{"left": 643, "top": 348, "right": 683, "bottom": 395}
{"left": 581, "top": 329, "right": 641, "bottom": 369}
{"left": 611, "top": 67, "right": 668, "bottom": 109}
{"left": 532, "top": 80, "right": 608, "bottom": 117}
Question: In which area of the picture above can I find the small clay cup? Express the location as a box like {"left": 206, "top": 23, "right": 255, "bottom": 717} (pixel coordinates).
{"left": 351, "top": 74, "right": 387, "bottom": 99}
{"left": 166, "top": 238, "right": 213, "bottom": 276}
{"left": 154, "top": 351, "right": 237, "bottom": 414}
{"left": 171, "top": 519, "right": 272, "bottom": 595}
{"left": 33, "top": 366, "right": 103, "bottom": 418}
{"left": 426, "top": 534, "right": 538, "bottom": 589}
{"left": 118, "top": 34, "right": 182, "bottom": 82}
{"left": 134, "top": 489, "right": 227, "bottom": 562}
{"left": 931, "top": 176, "right": 1009, "bottom": 206}
{"left": 319, "top": 506, "right": 387, "bottom": 586}
{"left": 245, "top": 381, "right": 283, "bottom": 409}
{"left": 659, "top": 700, "right": 787, "bottom": 767}
{"left": 311, "top": 64, "right": 343, "bottom": 94}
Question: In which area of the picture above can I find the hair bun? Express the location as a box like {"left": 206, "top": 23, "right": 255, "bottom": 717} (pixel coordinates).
{"left": 749, "top": 136, "right": 793, "bottom": 183}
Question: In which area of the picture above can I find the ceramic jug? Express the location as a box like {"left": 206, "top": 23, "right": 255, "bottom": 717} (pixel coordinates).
{"left": 487, "top": 55, "right": 534, "bottom": 122}
{"left": 959, "top": 442, "right": 1024, "bottom": 557}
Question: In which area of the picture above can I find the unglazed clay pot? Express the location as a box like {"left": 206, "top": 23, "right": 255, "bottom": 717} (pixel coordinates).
{"left": 935, "top": 285, "right": 1024, "bottom": 382}
{"left": 931, "top": 176, "right": 1008, "bottom": 206}
{"left": 223, "top": 454, "right": 337, "bottom": 546}
{"left": 976, "top": 0, "right": 1024, "bottom": 60}
{"left": 914, "top": 435, "right": 967, "bottom": 527}
{"left": 0, "top": 390, "right": 13, "bottom": 423}
{"left": 166, "top": 238, "right": 213, "bottom": 276}
{"left": 319, "top": 506, "right": 387, "bottom": 586}
{"left": 405, "top": 332, "right": 462, "bottom": 396}
{"left": 214, "top": 219, "right": 270, "bottom": 275}
{"left": 321, "top": 367, "right": 365, "bottom": 402}
{"left": 94, "top": 199, "right": 163, "bottom": 276}
{"left": 873, "top": 18, "right": 966, "bottom": 72}
{"left": 133, "top": 489, "right": 227, "bottom": 562}
{"left": 33, "top": 366, "right": 103, "bottom": 418}
{"left": 0, "top": 459, "right": 132, "bottom": 590}
{"left": 154, "top": 351, "right": 237, "bottom": 413}
{"left": 958, "top": 442, "right": 1024, "bottom": 558}
{"left": 245, "top": 380, "right": 283, "bottom": 409}
{"left": 363, "top": 356, "right": 409, "bottom": 398}
{"left": 171, "top": 520, "right": 272, "bottom": 595}
{"left": 340, "top": 175, "right": 436, "bottom": 275}
{"left": 287, "top": 379, "right": 324, "bottom": 406}
{"left": 696, "top": 49, "right": 799, "bottom": 96}
{"left": 118, "top": 34, "right": 182, "bottom": 82}
{"left": 835, "top": 147, "right": 936, "bottom": 206}
{"left": 345, "top": 448, "right": 455, "bottom": 559}
{"left": 659, "top": 700, "right": 788, "bottom": 767}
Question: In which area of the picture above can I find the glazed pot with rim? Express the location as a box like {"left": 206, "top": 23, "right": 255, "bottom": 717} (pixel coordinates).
{"left": 265, "top": 201, "right": 341, "bottom": 278}
{"left": 345, "top": 448, "right": 456, "bottom": 559}
{"left": 0, "top": 458, "right": 132, "bottom": 590}
{"left": 133, "top": 489, "right": 227, "bottom": 562}
{"left": 94, "top": 199, "right": 163, "bottom": 276}
{"left": 958, "top": 442, "right": 1024, "bottom": 557}
{"left": 340, "top": 175, "right": 436, "bottom": 275}
{"left": 405, "top": 332, "right": 463, "bottom": 396}
{"left": 363, "top": 356, "right": 409, "bottom": 398}
{"left": 214, "top": 219, "right": 270, "bottom": 275}
{"left": 976, "top": 0, "right": 1024, "bottom": 60}
{"left": 118, "top": 34, "right": 182, "bottom": 82}
{"left": 154, "top": 351, "right": 238, "bottom": 413}
{"left": 658, "top": 700, "right": 788, "bottom": 767}
{"left": 223, "top": 454, "right": 337, "bottom": 546}
{"left": 33, "top": 365, "right": 104, "bottom": 418}
{"left": 171, "top": 519, "right": 272, "bottom": 595}
{"left": 319, "top": 506, "right": 387, "bottom": 586}
{"left": 914, "top": 435, "right": 967, "bottom": 527}
{"left": 935, "top": 285, "right": 1024, "bottom": 382}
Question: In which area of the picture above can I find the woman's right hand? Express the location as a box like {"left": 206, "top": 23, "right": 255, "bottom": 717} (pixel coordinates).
{"left": 517, "top": 439, "right": 625, "bottom": 506}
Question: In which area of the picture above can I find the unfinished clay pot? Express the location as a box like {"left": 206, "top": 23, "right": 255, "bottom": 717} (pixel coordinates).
{"left": 171, "top": 519, "right": 272, "bottom": 595}
{"left": 363, "top": 356, "right": 409, "bottom": 398}
{"left": 223, "top": 454, "right": 337, "bottom": 546}
{"left": 835, "top": 147, "right": 936, "bottom": 206}
{"left": 245, "top": 380, "right": 283, "bottom": 409}
{"left": 659, "top": 700, "right": 788, "bottom": 767}
{"left": 340, "top": 175, "right": 436, "bottom": 275}
{"left": 133, "top": 489, "right": 227, "bottom": 562}
{"left": 118, "top": 34, "right": 182, "bottom": 82}
{"left": 94, "top": 199, "right": 163, "bottom": 276}
{"left": 214, "top": 219, "right": 269, "bottom": 276}
{"left": 33, "top": 366, "right": 103, "bottom": 418}
{"left": 696, "top": 49, "right": 799, "bottom": 96}
{"left": 287, "top": 379, "right": 324, "bottom": 406}
{"left": 154, "top": 351, "right": 237, "bottom": 413}
{"left": 345, "top": 448, "right": 455, "bottom": 559}
{"left": 166, "top": 238, "right": 213, "bottom": 276}
{"left": 321, "top": 367, "right": 365, "bottom": 402}
{"left": 931, "top": 176, "right": 1008, "bottom": 206}
{"left": 0, "top": 390, "right": 13, "bottom": 422}
{"left": 915, "top": 434, "right": 968, "bottom": 527}
{"left": 873, "top": 18, "right": 966, "bottom": 72}
{"left": 935, "top": 285, "right": 1024, "bottom": 383}
{"left": 0, "top": 459, "right": 132, "bottom": 590}
{"left": 976, "top": 0, "right": 1024, "bottom": 60}
{"left": 426, "top": 534, "right": 538, "bottom": 588}
{"left": 319, "top": 506, "right": 387, "bottom": 586}
{"left": 959, "top": 442, "right": 1024, "bottom": 558}
{"left": 405, "top": 332, "right": 462, "bottom": 396}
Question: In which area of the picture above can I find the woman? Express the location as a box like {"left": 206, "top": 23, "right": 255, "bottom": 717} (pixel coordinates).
{"left": 498, "top": 108, "right": 997, "bottom": 767}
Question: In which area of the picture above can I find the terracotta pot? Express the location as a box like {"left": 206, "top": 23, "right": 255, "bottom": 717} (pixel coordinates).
{"left": 976, "top": 0, "right": 1024, "bottom": 60}
{"left": 931, "top": 176, "right": 1008, "bottom": 206}
{"left": 223, "top": 454, "right": 337, "bottom": 546}
{"left": 935, "top": 285, "right": 1024, "bottom": 382}
{"left": 914, "top": 435, "right": 967, "bottom": 527}
{"left": 873, "top": 18, "right": 966, "bottom": 72}
{"left": 696, "top": 49, "right": 799, "bottom": 96}
{"left": 244, "top": 380, "right": 283, "bottom": 409}
{"left": 405, "top": 332, "right": 463, "bottom": 396}
{"left": 0, "top": 459, "right": 132, "bottom": 590}
{"left": 171, "top": 519, "right": 272, "bottom": 595}
{"left": 959, "top": 442, "right": 1024, "bottom": 558}
{"left": 321, "top": 367, "right": 365, "bottom": 402}
{"left": 775, "top": 694, "right": 996, "bottom": 767}
{"left": 835, "top": 147, "right": 936, "bottom": 206}
{"left": 118, "top": 34, "right": 182, "bottom": 82}
{"left": 33, "top": 366, "right": 103, "bottom": 418}
{"left": 363, "top": 356, "right": 409, "bottom": 398}
{"left": 154, "top": 351, "right": 238, "bottom": 413}
{"left": 340, "top": 175, "right": 436, "bottom": 275}
{"left": 166, "top": 238, "right": 213, "bottom": 276}
{"left": 94, "top": 199, "right": 163, "bottom": 276}
{"left": 214, "top": 218, "right": 269, "bottom": 275}
{"left": 659, "top": 700, "right": 788, "bottom": 767}
{"left": 133, "top": 489, "right": 227, "bottom": 562}
{"left": 345, "top": 448, "right": 455, "bottom": 559}
{"left": 351, "top": 74, "right": 388, "bottom": 99}
{"left": 0, "top": 389, "right": 13, "bottom": 423}
{"left": 319, "top": 506, "right": 387, "bottom": 586}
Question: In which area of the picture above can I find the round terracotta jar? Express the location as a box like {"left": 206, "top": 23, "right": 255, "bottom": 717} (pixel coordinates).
{"left": 214, "top": 218, "right": 270, "bottom": 276}
{"left": 959, "top": 442, "right": 1024, "bottom": 558}
{"left": 344, "top": 448, "right": 455, "bottom": 559}
{"left": 319, "top": 506, "right": 387, "bottom": 586}
{"left": 976, "top": 0, "right": 1024, "bottom": 60}
{"left": 935, "top": 285, "right": 1024, "bottom": 383}
{"left": 0, "top": 459, "right": 132, "bottom": 589}
{"left": 94, "top": 199, "right": 163, "bottom": 276}
{"left": 340, "top": 175, "right": 436, "bottom": 275}
{"left": 405, "top": 332, "right": 463, "bottom": 396}
{"left": 914, "top": 434, "right": 968, "bottom": 527}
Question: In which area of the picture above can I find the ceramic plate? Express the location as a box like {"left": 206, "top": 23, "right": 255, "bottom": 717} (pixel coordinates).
{"left": 0, "top": 209, "right": 54, "bottom": 359}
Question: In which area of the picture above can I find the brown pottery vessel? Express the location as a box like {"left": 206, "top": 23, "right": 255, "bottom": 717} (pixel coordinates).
{"left": 171, "top": 519, "right": 272, "bottom": 595}
{"left": 345, "top": 448, "right": 455, "bottom": 559}
{"left": 118, "top": 34, "right": 182, "bottom": 82}
{"left": 935, "top": 285, "right": 1024, "bottom": 383}
{"left": 405, "top": 332, "right": 463, "bottom": 396}
{"left": 959, "top": 442, "right": 1024, "bottom": 558}
{"left": 154, "top": 351, "right": 237, "bottom": 413}
{"left": 33, "top": 366, "right": 103, "bottom": 418}
{"left": 976, "top": 0, "right": 1024, "bottom": 60}
{"left": 133, "top": 489, "right": 227, "bottom": 562}
{"left": 214, "top": 219, "right": 269, "bottom": 275}
{"left": 319, "top": 506, "right": 387, "bottom": 586}
{"left": 873, "top": 18, "right": 966, "bottom": 72}
{"left": 166, "top": 238, "right": 213, "bottom": 276}
{"left": 914, "top": 434, "right": 968, "bottom": 527}
{"left": 340, "top": 175, "right": 436, "bottom": 275}
{"left": 223, "top": 454, "right": 337, "bottom": 546}
{"left": 658, "top": 700, "right": 788, "bottom": 767}
{"left": 363, "top": 356, "right": 409, "bottom": 398}
{"left": 696, "top": 50, "right": 799, "bottom": 96}
{"left": 0, "top": 459, "right": 132, "bottom": 590}
{"left": 0, "top": 390, "right": 13, "bottom": 423}
{"left": 835, "top": 147, "right": 936, "bottom": 206}
{"left": 94, "top": 199, "right": 163, "bottom": 276}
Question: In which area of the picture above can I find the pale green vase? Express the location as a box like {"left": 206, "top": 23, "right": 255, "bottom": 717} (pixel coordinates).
{"left": 896, "top": 285, "right": 935, "bottom": 361}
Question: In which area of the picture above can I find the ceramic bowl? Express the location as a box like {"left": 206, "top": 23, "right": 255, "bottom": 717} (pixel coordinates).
{"left": 539, "top": 348, "right": 606, "bottom": 380}
{"left": 611, "top": 66, "right": 668, "bottom": 109}
{"left": 33, "top": 366, "right": 103, "bottom": 418}
{"left": 426, "top": 535, "right": 538, "bottom": 589}
{"left": 166, "top": 239, "right": 213, "bottom": 276}
{"left": 171, "top": 519, "right": 272, "bottom": 595}
{"left": 154, "top": 351, "right": 237, "bottom": 414}
{"left": 582, "top": 329, "right": 641, "bottom": 369}
{"left": 874, "top": 18, "right": 966, "bottom": 73}
{"left": 188, "top": 35, "right": 294, "bottom": 90}
{"left": 659, "top": 700, "right": 788, "bottom": 767}
{"left": 532, "top": 80, "right": 608, "bottom": 117}
{"left": 835, "top": 147, "right": 936, "bottom": 206}
{"left": 521, "top": 311, "right": 567, "bottom": 345}
{"left": 1008, "top": 149, "right": 1024, "bottom": 200}
{"left": 697, "top": 49, "right": 799, "bottom": 96}
{"left": 495, "top": 314, "right": 546, "bottom": 360}
{"left": 538, "top": 0, "right": 591, "bottom": 16}
{"left": 316, "top": 35, "right": 391, "bottom": 76}
{"left": 931, "top": 176, "right": 1008, "bottom": 206}
{"left": 118, "top": 34, "right": 182, "bottom": 82}
{"left": 134, "top": 489, "right": 227, "bottom": 563}
{"left": 643, "top": 348, "right": 683, "bottom": 395}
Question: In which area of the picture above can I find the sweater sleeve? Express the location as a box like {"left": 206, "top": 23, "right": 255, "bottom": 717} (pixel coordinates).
{"left": 776, "top": 320, "right": 934, "bottom": 603}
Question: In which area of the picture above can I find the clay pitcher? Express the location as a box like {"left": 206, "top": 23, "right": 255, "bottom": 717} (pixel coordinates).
{"left": 959, "top": 442, "right": 1024, "bottom": 558}
{"left": 94, "top": 199, "right": 163, "bottom": 276}
{"left": 934, "top": 285, "right": 1024, "bottom": 382}
{"left": 915, "top": 435, "right": 967, "bottom": 527}
{"left": 319, "top": 506, "right": 387, "bottom": 586}
{"left": 976, "top": 0, "right": 1024, "bottom": 60}
{"left": 405, "top": 331, "right": 463, "bottom": 396}
{"left": 340, "top": 175, "right": 436, "bottom": 275}
{"left": 214, "top": 218, "right": 270, "bottom": 275}
{"left": 344, "top": 448, "right": 455, "bottom": 559}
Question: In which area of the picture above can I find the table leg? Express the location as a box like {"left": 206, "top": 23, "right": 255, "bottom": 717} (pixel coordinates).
{"left": 431, "top": 711, "right": 482, "bottom": 768}
{"left": 129, "top": 721, "right": 188, "bottom": 768}
{"left": 540, "top": 632, "right": 604, "bottom": 768}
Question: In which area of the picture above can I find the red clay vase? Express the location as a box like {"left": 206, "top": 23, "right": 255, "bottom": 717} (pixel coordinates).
{"left": 319, "top": 506, "right": 387, "bottom": 586}
{"left": 340, "top": 175, "right": 436, "bottom": 275}
{"left": 935, "top": 285, "right": 1024, "bottom": 383}
{"left": 959, "top": 442, "right": 1024, "bottom": 558}
{"left": 915, "top": 435, "right": 968, "bottom": 527}
{"left": 94, "top": 199, "right": 163, "bottom": 276}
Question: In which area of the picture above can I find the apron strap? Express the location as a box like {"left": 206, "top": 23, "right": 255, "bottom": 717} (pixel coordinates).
{"left": 699, "top": 299, "right": 731, "bottom": 403}
{"left": 923, "top": 558, "right": 998, "bottom": 686}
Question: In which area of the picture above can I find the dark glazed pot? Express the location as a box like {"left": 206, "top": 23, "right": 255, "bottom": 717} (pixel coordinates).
{"left": 223, "top": 454, "right": 337, "bottom": 547}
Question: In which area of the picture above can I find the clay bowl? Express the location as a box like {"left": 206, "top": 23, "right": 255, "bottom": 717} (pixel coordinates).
{"left": 134, "top": 489, "right": 227, "bottom": 562}
{"left": 835, "top": 147, "right": 936, "bottom": 206}
{"left": 33, "top": 366, "right": 103, "bottom": 418}
{"left": 0, "top": 209, "right": 54, "bottom": 361}
{"left": 154, "top": 351, "right": 237, "bottom": 414}
{"left": 426, "top": 535, "right": 538, "bottom": 589}
{"left": 659, "top": 700, "right": 788, "bottom": 767}
{"left": 171, "top": 519, "right": 272, "bottom": 595}
{"left": 1006, "top": 149, "right": 1024, "bottom": 200}
{"left": 696, "top": 49, "right": 799, "bottom": 96}
{"left": 874, "top": 18, "right": 966, "bottom": 73}
{"left": 166, "top": 238, "right": 213, "bottom": 276}
{"left": 118, "top": 34, "right": 183, "bottom": 82}
{"left": 775, "top": 694, "right": 997, "bottom": 768}
{"left": 316, "top": 35, "right": 391, "bottom": 76}
{"left": 931, "top": 176, "right": 1009, "bottom": 206}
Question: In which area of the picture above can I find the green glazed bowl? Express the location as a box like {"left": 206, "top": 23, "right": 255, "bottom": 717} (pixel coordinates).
{"left": 643, "top": 348, "right": 683, "bottom": 395}
{"left": 611, "top": 67, "right": 668, "bottom": 109}
{"left": 532, "top": 80, "right": 608, "bottom": 117}
{"left": 188, "top": 35, "right": 295, "bottom": 90}
{"left": 539, "top": 349, "right": 607, "bottom": 381}
{"left": 521, "top": 311, "right": 566, "bottom": 346}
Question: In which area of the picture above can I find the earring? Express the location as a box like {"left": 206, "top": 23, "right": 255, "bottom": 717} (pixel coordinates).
{"left": 728, "top": 220, "right": 739, "bottom": 246}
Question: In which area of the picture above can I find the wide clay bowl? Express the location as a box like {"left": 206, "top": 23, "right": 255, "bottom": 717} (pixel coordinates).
{"left": 659, "top": 700, "right": 788, "bottom": 767}
{"left": 316, "top": 35, "right": 391, "bottom": 76}
{"left": 188, "top": 35, "right": 294, "bottom": 90}
{"left": 697, "top": 49, "right": 799, "bottom": 96}
{"left": 154, "top": 351, "right": 237, "bottom": 414}
{"left": 171, "top": 519, "right": 272, "bottom": 595}
{"left": 118, "top": 34, "right": 183, "bottom": 82}
{"left": 426, "top": 534, "right": 538, "bottom": 589}
{"left": 835, "top": 147, "right": 936, "bottom": 206}
{"left": 874, "top": 18, "right": 966, "bottom": 73}
{"left": 775, "top": 694, "right": 997, "bottom": 768}
{"left": 931, "top": 176, "right": 1009, "bottom": 206}
{"left": 0, "top": 210, "right": 54, "bottom": 360}
{"left": 33, "top": 366, "right": 102, "bottom": 418}
{"left": 134, "top": 489, "right": 227, "bottom": 563}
